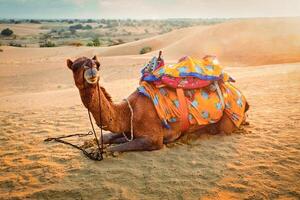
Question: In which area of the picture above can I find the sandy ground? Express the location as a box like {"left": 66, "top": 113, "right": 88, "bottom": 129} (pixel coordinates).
{"left": 0, "top": 18, "right": 300, "bottom": 200}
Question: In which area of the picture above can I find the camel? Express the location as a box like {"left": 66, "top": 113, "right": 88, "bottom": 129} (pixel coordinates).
{"left": 67, "top": 56, "right": 248, "bottom": 152}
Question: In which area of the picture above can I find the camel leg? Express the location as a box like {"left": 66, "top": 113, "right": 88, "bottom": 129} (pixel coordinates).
{"left": 102, "top": 133, "right": 123, "bottom": 144}
{"left": 218, "top": 113, "right": 236, "bottom": 134}
{"left": 110, "top": 136, "right": 128, "bottom": 144}
{"left": 163, "top": 129, "right": 182, "bottom": 144}
{"left": 107, "top": 137, "right": 162, "bottom": 152}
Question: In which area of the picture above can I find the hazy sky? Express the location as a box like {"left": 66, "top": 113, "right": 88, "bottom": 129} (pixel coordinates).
{"left": 0, "top": 0, "right": 299, "bottom": 19}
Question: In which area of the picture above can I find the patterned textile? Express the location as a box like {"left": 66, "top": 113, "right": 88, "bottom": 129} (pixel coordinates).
{"left": 152, "top": 56, "right": 223, "bottom": 80}
{"left": 138, "top": 81, "right": 247, "bottom": 129}
{"left": 138, "top": 55, "right": 247, "bottom": 129}
{"left": 141, "top": 56, "right": 235, "bottom": 88}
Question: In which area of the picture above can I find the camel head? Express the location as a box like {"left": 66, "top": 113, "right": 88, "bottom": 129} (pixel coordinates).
{"left": 67, "top": 56, "right": 101, "bottom": 89}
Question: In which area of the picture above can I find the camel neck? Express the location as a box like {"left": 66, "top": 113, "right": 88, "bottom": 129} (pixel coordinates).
{"left": 79, "top": 85, "right": 130, "bottom": 133}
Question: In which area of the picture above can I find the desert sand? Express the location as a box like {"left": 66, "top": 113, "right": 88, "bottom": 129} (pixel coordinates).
{"left": 0, "top": 18, "right": 300, "bottom": 199}
{"left": 0, "top": 23, "right": 47, "bottom": 36}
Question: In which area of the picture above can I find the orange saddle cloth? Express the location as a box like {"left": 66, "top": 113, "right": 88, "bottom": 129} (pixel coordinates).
{"left": 137, "top": 81, "right": 247, "bottom": 129}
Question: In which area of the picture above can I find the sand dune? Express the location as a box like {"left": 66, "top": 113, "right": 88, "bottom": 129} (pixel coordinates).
{"left": 162, "top": 17, "right": 300, "bottom": 66}
{"left": 0, "top": 18, "right": 300, "bottom": 199}
{"left": 97, "top": 26, "right": 207, "bottom": 56}
{"left": 93, "top": 17, "right": 300, "bottom": 66}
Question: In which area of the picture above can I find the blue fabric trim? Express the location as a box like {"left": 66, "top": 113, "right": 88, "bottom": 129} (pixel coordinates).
{"left": 179, "top": 72, "right": 220, "bottom": 80}
{"left": 142, "top": 75, "right": 160, "bottom": 82}
{"left": 137, "top": 87, "right": 150, "bottom": 98}
{"left": 162, "top": 120, "right": 171, "bottom": 129}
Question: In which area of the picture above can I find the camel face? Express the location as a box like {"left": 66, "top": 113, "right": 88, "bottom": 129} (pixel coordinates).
{"left": 84, "top": 66, "right": 99, "bottom": 84}
{"left": 67, "top": 56, "right": 100, "bottom": 88}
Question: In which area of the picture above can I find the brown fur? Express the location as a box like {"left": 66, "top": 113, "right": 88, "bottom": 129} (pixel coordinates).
{"left": 67, "top": 56, "right": 248, "bottom": 152}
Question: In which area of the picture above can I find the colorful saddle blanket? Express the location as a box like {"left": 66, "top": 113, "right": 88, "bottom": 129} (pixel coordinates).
{"left": 138, "top": 55, "right": 247, "bottom": 129}
{"left": 138, "top": 81, "right": 247, "bottom": 129}
{"left": 141, "top": 55, "right": 234, "bottom": 89}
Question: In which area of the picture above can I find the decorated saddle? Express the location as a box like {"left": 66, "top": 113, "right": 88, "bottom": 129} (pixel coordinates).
{"left": 138, "top": 52, "right": 247, "bottom": 131}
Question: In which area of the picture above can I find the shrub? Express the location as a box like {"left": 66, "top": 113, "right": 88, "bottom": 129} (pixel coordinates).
{"left": 83, "top": 25, "right": 92, "bottom": 30}
{"left": 29, "top": 19, "right": 41, "bottom": 24}
{"left": 70, "top": 29, "right": 76, "bottom": 35}
{"left": 0, "top": 49, "right": 3, "bottom": 52}
{"left": 68, "top": 41, "right": 83, "bottom": 47}
{"left": 86, "top": 42, "right": 94, "bottom": 46}
{"left": 92, "top": 38, "right": 100, "bottom": 46}
{"left": 69, "top": 24, "right": 83, "bottom": 30}
{"left": 1, "top": 28, "right": 14, "bottom": 36}
{"left": 140, "top": 46, "right": 152, "bottom": 54}
{"left": 86, "top": 38, "right": 101, "bottom": 47}
{"left": 87, "top": 38, "right": 101, "bottom": 47}
{"left": 9, "top": 42, "right": 22, "bottom": 47}
{"left": 40, "top": 40, "right": 56, "bottom": 47}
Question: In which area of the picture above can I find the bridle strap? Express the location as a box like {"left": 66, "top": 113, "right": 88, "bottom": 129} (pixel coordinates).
{"left": 83, "top": 65, "right": 104, "bottom": 160}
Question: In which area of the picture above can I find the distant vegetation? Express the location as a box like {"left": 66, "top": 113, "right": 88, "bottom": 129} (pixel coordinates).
{"left": 87, "top": 38, "right": 101, "bottom": 47}
{"left": 69, "top": 24, "right": 92, "bottom": 31}
{"left": 40, "top": 40, "right": 56, "bottom": 47}
{"left": 9, "top": 42, "right": 22, "bottom": 47}
{"left": 1, "top": 28, "right": 14, "bottom": 36}
{"left": 29, "top": 19, "right": 41, "bottom": 24}
{"left": 0, "top": 18, "right": 230, "bottom": 47}
{"left": 140, "top": 46, "right": 152, "bottom": 54}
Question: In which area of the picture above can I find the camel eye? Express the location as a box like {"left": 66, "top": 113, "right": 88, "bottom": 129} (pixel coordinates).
{"left": 84, "top": 65, "right": 89, "bottom": 70}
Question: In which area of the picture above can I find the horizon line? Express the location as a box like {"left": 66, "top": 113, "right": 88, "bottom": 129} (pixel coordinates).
{"left": 1, "top": 16, "right": 300, "bottom": 21}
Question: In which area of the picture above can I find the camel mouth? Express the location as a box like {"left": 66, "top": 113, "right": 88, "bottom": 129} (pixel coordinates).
{"left": 90, "top": 77, "right": 98, "bottom": 82}
{"left": 86, "top": 76, "right": 98, "bottom": 84}
{"left": 84, "top": 68, "right": 99, "bottom": 84}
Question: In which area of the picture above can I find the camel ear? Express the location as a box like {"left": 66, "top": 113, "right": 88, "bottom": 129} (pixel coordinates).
{"left": 92, "top": 55, "right": 100, "bottom": 69}
{"left": 67, "top": 59, "right": 73, "bottom": 70}
{"left": 92, "top": 55, "right": 98, "bottom": 61}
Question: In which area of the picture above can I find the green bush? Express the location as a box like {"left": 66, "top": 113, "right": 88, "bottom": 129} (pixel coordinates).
{"left": 69, "top": 24, "right": 83, "bottom": 30}
{"left": 92, "top": 38, "right": 100, "bottom": 46}
{"left": 140, "top": 46, "right": 152, "bottom": 54}
{"left": 69, "top": 24, "right": 92, "bottom": 31}
{"left": 1, "top": 28, "right": 14, "bottom": 36}
{"left": 40, "top": 40, "right": 56, "bottom": 47}
{"left": 87, "top": 38, "right": 101, "bottom": 47}
{"left": 83, "top": 25, "right": 92, "bottom": 30}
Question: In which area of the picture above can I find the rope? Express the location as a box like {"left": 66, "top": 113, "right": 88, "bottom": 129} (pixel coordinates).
{"left": 122, "top": 98, "right": 134, "bottom": 142}
{"left": 96, "top": 83, "right": 104, "bottom": 154}
{"left": 44, "top": 131, "right": 103, "bottom": 161}
{"left": 214, "top": 81, "right": 225, "bottom": 108}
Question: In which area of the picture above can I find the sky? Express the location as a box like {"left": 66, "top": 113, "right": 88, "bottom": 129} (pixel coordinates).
{"left": 0, "top": 0, "right": 299, "bottom": 19}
